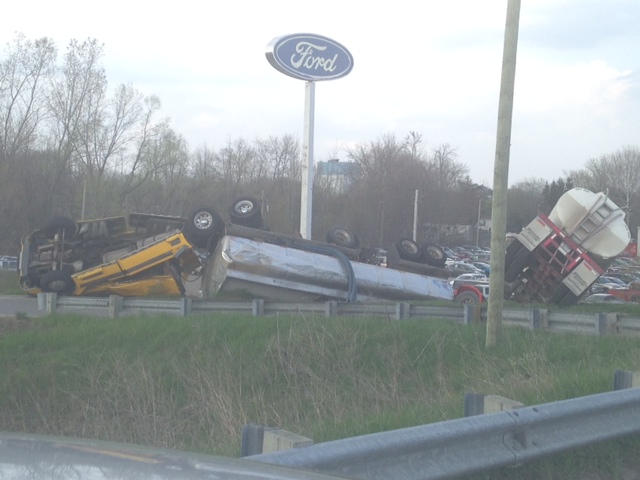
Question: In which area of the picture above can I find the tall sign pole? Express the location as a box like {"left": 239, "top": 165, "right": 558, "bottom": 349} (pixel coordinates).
{"left": 486, "top": 0, "right": 521, "bottom": 348}
{"left": 300, "top": 81, "right": 315, "bottom": 238}
{"left": 266, "top": 33, "right": 354, "bottom": 239}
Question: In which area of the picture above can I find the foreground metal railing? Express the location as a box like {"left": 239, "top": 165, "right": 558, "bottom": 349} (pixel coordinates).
{"left": 248, "top": 387, "right": 640, "bottom": 480}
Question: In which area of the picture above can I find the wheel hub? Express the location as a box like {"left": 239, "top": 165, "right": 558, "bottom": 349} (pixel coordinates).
{"left": 194, "top": 212, "right": 213, "bottom": 230}
{"left": 235, "top": 201, "right": 254, "bottom": 214}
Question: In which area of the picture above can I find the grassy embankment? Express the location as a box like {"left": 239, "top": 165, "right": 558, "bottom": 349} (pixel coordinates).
{"left": 2, "top": 269, "right": 640, "bottom": 478}
{"left": 0, "top": 269, "right": 22, "bottom": 295}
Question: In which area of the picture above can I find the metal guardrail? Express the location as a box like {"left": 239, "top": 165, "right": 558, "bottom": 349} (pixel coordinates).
{"left": 248, "top": 387, "right": 640, "bottom": 480}
{"left": 37, "top": 293, "right": 640, "bottom": 336}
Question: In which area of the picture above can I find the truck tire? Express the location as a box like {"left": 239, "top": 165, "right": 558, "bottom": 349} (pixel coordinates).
{"left": 557, "top": 290, "right": 578, "bottom": 307}
{"left": 551, "top": 284, "right": 570, "bottom": 304}
{"left": 421, "top": 243, "right": 447, "bottom": 268}
{"left": 40, "top": 270, "right": 75, "bottom": 295}
{"left": 185, "top": 206, "right": 224, "bottom": 248}
{"left": 455, "top": 290, "right": 481, "bottom": 304}
{"left": 505, "top": 245, "right": 531, "bottom": 282}
{"left": 326, "top": 227, "right": 359, "bottom": 249}
{"left": 395, "top": 238, "right": 422, "bottom": 262}
{"left": 40, "top": 216, "right": 78, "bottom": 238}
{"left": 229, "top": 196, "right": 263, "bottom": 228}
{"left": 505, "top": 239, "right": 524, "bottom": 269}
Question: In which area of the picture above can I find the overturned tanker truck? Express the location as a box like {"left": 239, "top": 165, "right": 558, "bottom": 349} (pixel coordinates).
{"left": 19, "top": 189, "right": 629, "bottom": 307}
{"left": 504, "top": 187, "right": 630, "bottom": 307}
{"left": 201, "top": 226, "right": 453, "bottom": 303}
{"left": 18, "top": 197, "right": 454, "bottom": 303}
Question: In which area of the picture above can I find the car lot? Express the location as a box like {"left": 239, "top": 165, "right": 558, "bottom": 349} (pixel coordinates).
{"left": 446, "top": 261, "right": 484, "bottom": 275}
{"left": 0, "top": 255, "right": 17, "bottom": 270}
{"left": 579, "top": 293, "right": 633, "bottom": 304}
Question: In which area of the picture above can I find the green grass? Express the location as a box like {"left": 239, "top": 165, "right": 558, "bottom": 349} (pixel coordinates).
{"left": 0, "top": 270, "right": 22, "bottom": 295}
{"left": 1, "top": 312, "right": 640, "bottom": 478}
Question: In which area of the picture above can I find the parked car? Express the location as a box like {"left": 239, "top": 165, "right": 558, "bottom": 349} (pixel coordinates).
{"left": 471, "top": 262, "right": 491, "bottom": 276}
{"left": 579, "top": 293, "right": 632, "bottom": 304}
{"left": 442, "top": 246, "right": 459, "bottom": 260}
{"left": 450, "top": 273, "right": 488, "bottom": 288}
{"left": 0, "top": 255, "right": 18, "bottom": 270}
{"left": 448, "top": 261, "right": 484, "bottom": 275}
{"left": 590, "top": 275, "right": 629, "bottom": 294}
{"left": 604, "top": 272, "right": 640, "bottom": 285}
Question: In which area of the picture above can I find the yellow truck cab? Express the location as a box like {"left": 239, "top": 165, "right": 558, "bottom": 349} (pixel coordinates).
{"left": 18, "top": 207, "right": 224, "bottom": 297}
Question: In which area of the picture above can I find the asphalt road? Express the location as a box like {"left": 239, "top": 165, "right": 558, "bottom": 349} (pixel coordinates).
{"left": 0, "top": 295, "right": 43, "bottom": 317}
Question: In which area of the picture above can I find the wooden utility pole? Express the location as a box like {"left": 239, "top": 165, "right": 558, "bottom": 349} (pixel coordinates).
{"left": 486, "top": 0, "right": 521, "bottom": 348}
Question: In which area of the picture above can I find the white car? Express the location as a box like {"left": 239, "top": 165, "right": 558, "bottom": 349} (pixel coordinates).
{"left": 450, "top": 273, "right": 488, "bottom": 288}
{"left": 448, "top": 261, "right": 484, "bottom": 275}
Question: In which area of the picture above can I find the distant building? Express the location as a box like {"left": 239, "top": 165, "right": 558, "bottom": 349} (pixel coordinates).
{"left": 316, "top": 159, "right": 359, "bottom": 193}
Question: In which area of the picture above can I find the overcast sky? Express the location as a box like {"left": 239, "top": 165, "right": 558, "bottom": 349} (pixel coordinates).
{"left": 2, "top": 0, "right": 638, "bottom": 186}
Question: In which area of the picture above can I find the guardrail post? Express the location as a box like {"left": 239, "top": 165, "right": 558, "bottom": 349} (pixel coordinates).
{"left": 483, "top": 394, "right": 525, "bottom": 413}
{"left": 596, "top": 313, "right": 618, "bottom": 335}
{"left": 241, "top": 424, "right": 266, "bottom": 457}
{"left": 614, "top": 369, "right": 640, "bottom": 390}
{"left": 45, "top": 292, "right": 57, "bottom": 315}
{"left": 37, "top": 293, "right": 46, "bottom": 310}
{"left": 395, "top": 302, "right": 410, "bottom": 320}
{"left": 180, "top": 297, "right": 192, "bottom": 316}
{"left": 325, "top": 301, "right": 338, "bottom": 318}
{"left": 464, "top": 392, "right": 525, "bottom": 416}
{"left": 262, "top": 428, "right": 313, "bottom": 453}
{"left": 462, "top": 304, "right": 481, "bottom": 325}
{"left": 252, "top": 299, "right": 265, "bottom": 317}
{"left": 108, "top": 295, "right": 122, "bottom": 318}
{"left": 529, "top": 308, "right": 548, "bottom": 330}
{"left": 463, "top": 392, "right": 485, "bottom": 417}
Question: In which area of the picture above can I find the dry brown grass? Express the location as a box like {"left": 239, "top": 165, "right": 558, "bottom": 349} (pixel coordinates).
{"left": 1, "top": 311, "right": 640, "bottom": 472}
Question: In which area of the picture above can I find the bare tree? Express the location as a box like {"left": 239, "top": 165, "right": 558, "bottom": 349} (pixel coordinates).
{"left": 216, "top": 138, "right": 257, "bottom": 207}
{"left": 420, "top": 143, "right": 470, "bottom": 241}
{"left": 567, "top": 146, "right": 640, "bottom": 228}
{"left": 75, "top": 82, "right": 144, "bottom": 178}
{"left": 47, "top": 38, "right": 106, "bottom": 167}
{"left": 346, "top": 133, "right": 432, "bottom": 246}
{"left": 599, "top": 147, "right": 640, "bottom": 216}
{"left": 506, "top": 177, "right": 546, "bottom": 232}
{"left": 0, "top": 34, "right": 56, "bottom": 162}
{"left": 0, "top": 34, "right": 57, "bottom": 246}
{"left": 426, "top": 144, "right": 468, "bottom": 191}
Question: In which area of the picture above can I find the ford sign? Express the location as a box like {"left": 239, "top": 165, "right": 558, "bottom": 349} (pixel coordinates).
{"left": 266, "top": 33, "right": 354, "bottom": 82}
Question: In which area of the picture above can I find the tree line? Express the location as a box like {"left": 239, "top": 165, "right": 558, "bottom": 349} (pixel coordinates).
{"left": 508, "top": 146, "right": 640, "bottom": 240}
{"left": 1, "top": 33, "right": 637, "bottom": 255}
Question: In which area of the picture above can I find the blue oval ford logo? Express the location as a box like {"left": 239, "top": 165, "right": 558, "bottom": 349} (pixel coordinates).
{"left": 266, "top": 33, "right": 354, "bottom": 82}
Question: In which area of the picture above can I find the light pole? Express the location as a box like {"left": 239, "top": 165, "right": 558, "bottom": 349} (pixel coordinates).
{"left": 476, "top": 198, "right": 482, "bottom": 247}
{"left": 476, "top": 196, "right": 491, "bottom": 247}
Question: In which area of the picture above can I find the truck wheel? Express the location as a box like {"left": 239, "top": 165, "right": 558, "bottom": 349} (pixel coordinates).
{"left": 326, "top": 227, "right": 360, "bottom": 249}
{"left": 229, "top": 196, "right": 263, "bottom": 228}
{"left": 505, "top": 239, "right": 523, "bottom": 269}
{"left": 557, "top": 290, "right": 578, "bottom": 307}
{"left": 395, "top": 238, "right": 422, "bottom": 262}
{"left": 551, "top": 284, "right": 570, "bottom": 304}
{"left": 455, "top": 290, "right": 481, "bottom": 304}
{"left": 40, "top": 270, "right": 75, "bottom": 295}
{"left": 40, "top": 216, "right": 78, "bottom": 238}
{"left": 421, "top": 243, "right": 447, "bottom": 268}
{"left": 185, "top": 206, "right": 224, "bottom": 247}
{"left": 505, "top": 247, "right": 531, "bottom": 282}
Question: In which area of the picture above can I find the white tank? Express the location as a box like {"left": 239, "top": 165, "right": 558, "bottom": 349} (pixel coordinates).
{"left": 548, "top": 188, "right": 630, "bottom": 258}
